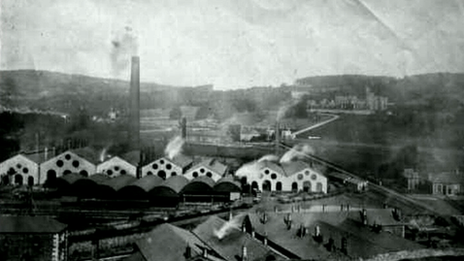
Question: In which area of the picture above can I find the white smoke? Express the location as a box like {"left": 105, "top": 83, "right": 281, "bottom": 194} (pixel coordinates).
{"left": 280, "top": 144, "right": 315, "bottom": 163}
{"left": 236, "top": 162, "right": 261, "bottom": 177}
{"left": 258, "top": 154, "right": 279, "bottom": 162}
{"left": 100, "top": 147, "right": 108, "bottom": 162}
{"left": 214, "top": 214, "right": 245, "bottom": 240}
{"left": 165, "top": 136, "right": 185, "bottom": 160}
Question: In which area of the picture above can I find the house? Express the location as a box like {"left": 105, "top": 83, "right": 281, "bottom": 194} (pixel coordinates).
{"left": 184, "top": 158, "right": 228, "bottom": 182}
{"left": 97, "top": 156, "right": 137, "bottom": 177}
{"left": 327, "top": 172, "right": 368, "bottom": 192}
{"left": 0, "top": 216, "right": 68, "bottom": 261}
{"left": 430, "top": 171, "right": 464, "bottom": 196}
{"left": 403, "top": 169, "right": 420, "bottom": 191}
{"left": 123, "top": 223, "right": 218, "bottom": 261}
{"left": 0, "top": 154, "right": 40, "bottom": 186}
{"left": 235, "top": 160, "right": 327, "bottom": 193}
{"left": 39, "top": 150, "right": 97, "bottom": 185}
{"left": 141, "top": 155, "right": 193, "bottom": 179}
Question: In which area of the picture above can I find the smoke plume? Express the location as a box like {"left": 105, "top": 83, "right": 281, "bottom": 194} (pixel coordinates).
{"left": 99, "top": 147, "right": 108, "bottom": 162}
{"left": 258, "top": 154, "right": 279, "bottom": 162}
{"left": 110, "top": 25, "right": 138, "bottom": 77}
{"left": 280, "top": 144, "right": 314, "bottom": 163}
{"left": 236, "top": 161, "right": 261, "bottom": 177}
{"left": 165, "top": 136, "right": 185, "bottom": 159}
{"left": 214, "top": 214, "right": 245, "bottom": 240}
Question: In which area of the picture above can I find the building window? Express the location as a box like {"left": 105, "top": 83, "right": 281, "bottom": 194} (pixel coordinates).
{"left": 114, "top": 166, "right": 120, "bottom": 171}
{"left": 120, "top": 169, "right": 127, "bottom": 175}
{"left": 56, "top": 160, "right": 64, "bottom": 167}
{"left": 311, "top": 174, "right": 317, "bottom": 180}
{"left": 80, "top": 170, "right": 89, "bottom": 177}
{"left": 271, "top": 173, "right": 277, "bottom": 180}
{"left": 303, "top": 181, "right": 311, "bottom": 192}
{"left": 200, "top": 168, "right": 205, "bottom": 173}
{"left": 171, "top": 172, "right": 177, "bottom": 176}
{"left": 28, "top": 176, "right": 34, "bottom": 186}
{"left": 292, "top": 182, "right": 298, "bottom": 191}
{"left": 263, "top": 180, "right": 271, "bottom": 191}
{"left": 166, "top": 164, "right": 172, "bottom": 170}
{"left": 107, "top": 169, "right": 113, "bottom": 176}
{"left": 160, "top": 160, "right": 165, "bottom": 164}
{"left": 193, "top": 172, "right": 199, "bottom": 178}
{"left": 23, "top": 167, "right": 29, "bottom": 174}
{"left": 15, "top": 174, "right": 23, "bottom": 185}
{"left": 265, "top": 169, "right": 270, "bottom": 174}
{"left": 305, "top": 170, "right": 310, "bottom": 176}
{"left": 147, "top": 171, "right": 153, "bottom": 176}
{"left": 152, "top": 163, "right": 158, "bottom": 169}
{"left": 65, "top": 154, "right": 71, "bottom": 160}
{"left": 72, "top": 160, "right": 80, "bottom": 168}
{"left": 316, "top": 182, "right": 323, "bottom": 192}
{"left": 251, "top": 181, "right": 259, "bottom": 191}
{"left": 206, "top": 172, "right": 212, "bottom": 178}
{"left": 63, "top": 170, "right": 71, "bottom": 175}
{"left": 276, "top": 182, "right": 282, "bottom": 191}
{"left": 158, "top": 170, "right": 167, "bottom": 179}
{"left": 297, "top": 174, "right": 304, "bottom": 180}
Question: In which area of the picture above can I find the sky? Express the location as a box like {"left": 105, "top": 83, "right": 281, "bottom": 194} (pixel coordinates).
{"left": 1, "top": 0, "right": 464, "bottom": 89}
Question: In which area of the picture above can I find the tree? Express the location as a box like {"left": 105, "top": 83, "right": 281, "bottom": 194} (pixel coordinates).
{"left": 169, "top": 106, "right": 182, "bottom": 120}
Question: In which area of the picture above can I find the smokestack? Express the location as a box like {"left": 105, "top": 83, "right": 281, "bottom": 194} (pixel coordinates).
{"left": 241, "top": 245, "right": 247, "bottom": 261}
{"left": 129, "top": 56, "right": 140, "bottom": 150}
{"left": 275, "top": 121, "right": 280, "bottom": 155}
{"left": 181, "top": 117, "right": 187, "bottom": 139}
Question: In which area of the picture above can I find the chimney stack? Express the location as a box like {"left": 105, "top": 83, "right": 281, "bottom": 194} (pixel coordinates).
{"left": 275, "top": 121, "right": 280, "bottom": 155}
{"left": 241, "top": 245, "right": 248, "bottom": 261}
{"left": 129, "top": 56, "right": 140, "bottom": 150}
{"left": 181, "top": 117, "right": 187, "bottom": 139}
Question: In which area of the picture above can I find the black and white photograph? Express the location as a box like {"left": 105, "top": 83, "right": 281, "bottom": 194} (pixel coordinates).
{"left": 1, "top": 0, "right": 464, "bottom": 260}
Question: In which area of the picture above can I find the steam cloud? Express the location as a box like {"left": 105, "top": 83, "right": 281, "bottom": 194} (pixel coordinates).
{"left": 214, "top": 214, "right": 245, "bottom": 240}
{"left": 280, "top": 144, "right": 314, "bottom": 163}
{"left": 99, "top": 147, "right": 108, "bottom": 162}
{"left": 110, "top": 25, "right": 138, "bottom": 77}
{"left": 165, "top": 136, "right": 185, "bottom": 159}
{"left": 236, "top": 161, "right": 261, "bottom": 177}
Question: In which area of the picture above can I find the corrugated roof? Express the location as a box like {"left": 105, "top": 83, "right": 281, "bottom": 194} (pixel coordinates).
{"left": 197, "top": 159, "right": 228, "bottom": 176}
{"left": 430, "top": 172, "right": 464, "bottom": 184}
{"left": 193, "top": 216, "right": 277, "bottom": 261}
{"left": 169, "top": 154, "right": 194, "bottom": 169}
{"left": 214, "top": 176, "right": 241, "bottom": 192}
{"left": 128, "top": 175, "right": 164, "bottom": 192}
{"left": 280, "top": 161, "right": 310, "bottom": 177}
{"left": 100, "top": 175, "right": 137, "bottom": 191}
{"left": 0, "top": 216, "right": 67, "bottom": 233}
{"left": 89, "top": 173, "right": 110, "bottom": 183}
{"left": 181, "top": 176, "right": 215, "bottom": 194}
{"left": 158, "top": 175, "right": 189, "bottom": 194}
{"left": 136, "top": 223, "right": 210, "bottom": 261}
{"left": 59, "top": 173, "right": 84, "bottom": 185}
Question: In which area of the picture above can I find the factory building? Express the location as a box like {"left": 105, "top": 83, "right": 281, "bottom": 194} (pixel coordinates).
{"left": 0, "top": 154, "right": 39, "bottom": 186}
{"left": 72, "top": 173, "right": 109, "bottom": 198}
{"left": 236, "top": 160, "right": 327, "bottom": 193}
{"left": 0, "top": 216, "right": 68, "bottom": 261}
{"left": 97, "top": 175, "right": 137, "bottom": 198}
{"left": 184, "top": 158, "right": 228, "bottom": 182}
{"left": 118, "top": 175, "right": 164, "bottom": 199}
{"left": 39, "top": 150, "right": 96, "bottom": 185}
{"left": 150, "top": 175, "right": 189, "bottom": 206}
{"left": 141, "top": 155, "right": 193, "bottom": 179}
{"left": 97, "top": 156, "right": 137, "bottom": 177}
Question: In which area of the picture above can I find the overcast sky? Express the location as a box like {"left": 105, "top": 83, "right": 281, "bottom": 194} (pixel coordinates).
{"left": 1, "top": 0, "right": 464, "bottom": 89}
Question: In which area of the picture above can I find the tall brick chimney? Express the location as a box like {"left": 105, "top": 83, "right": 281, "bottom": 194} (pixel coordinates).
{"left": 129, "top": 56, "right": 140, "bottom": 150}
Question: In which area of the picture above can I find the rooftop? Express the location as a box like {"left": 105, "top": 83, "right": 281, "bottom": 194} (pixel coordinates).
{"left": 0, "top": 216, "right": 67, "bottom": 233}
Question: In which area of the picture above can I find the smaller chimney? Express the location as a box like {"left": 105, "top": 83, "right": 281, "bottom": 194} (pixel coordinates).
{"left": 251, "top": 229, "right": 255, "bottom": 238}
{"left": 263, "top": 232, "right": 268, "bottom": 246}
{"left": 44, "top": 147, "right": 48, "bottom": 161}
{"left": 241, "top": 245, "right": 248, "bottom": 261}
{"left": 181, "top": 117, "right": 187, "bottom": 139}
{"left": 361, "top": 209, "right": 368, "bottom": 225}
{"left": 229, "top": 209, "right": 233, "bottom": 221}
{"left": 202, "top": 248, "right": 208, "bottom": 258}
{"left": 52, "top": 146, "right": 56, "bottom": 157}
{"left": 314, "top": 225, "right": 321, "bottom": 237}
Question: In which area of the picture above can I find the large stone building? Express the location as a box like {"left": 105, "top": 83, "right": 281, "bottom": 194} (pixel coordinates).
{"left": 141, "top": 155, "right": 193, "bottom": 179}
{"left": 184, "top": 158, "right": 228, "bottom": 182}
{"left": 0, "top": 154, "right": 40, "bottom": 186}
{"left": 96, "top": 156, "right": 137, "bottom": 177}
{"left": 236, "top": 160, "right": 327, "bottom": 193}
{"left": 430, "top": 171, "right": 464, "bottom": 196}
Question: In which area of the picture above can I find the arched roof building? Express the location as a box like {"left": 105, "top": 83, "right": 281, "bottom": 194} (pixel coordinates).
{"left": 97, "top": 175, "right": 137, "bottom": 198}
{"left": 150, "top": 176, "right": 189, "bottom": 206}
{"left": 181, "top": 176, "right": 215, "bottom": 195}
{"left": 214, "top": 176, "right": 241, "bottom": 193}
{"left": 72, "top": 173, "right": 110, "bottom": 198}
{"left": 118, "top": 175, "right": 164, "bottom": 199}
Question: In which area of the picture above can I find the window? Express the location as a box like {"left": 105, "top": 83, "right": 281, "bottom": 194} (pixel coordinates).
{"left": 147, "top": 171, "right": 153, "bottom": 176}
{"left": 276, "top": 182, "right": 282, "bottom": 191}
{"left": 271, "top": 173, "right": 277, "bottom": 180}
{"left": 200, "top": 168, "right": 205, "bottom": 173}
{"left": 171, "top": 172, "right": 177, "bottom": 176}
{"left": 23, "top": 167, "right": 29, "bottom": 174}
{"left": 160, "top": 160, "right": 165, "bottom": 164}
{"left": 193, "top": 172, "right": 199, "bottom": 178}
{"left": 251, "top": 181, "right": 259, "bottom": 191}
{"left": 305, "top": 170, "right": 310, "bottom": 176}
{"left": 152, "top": 163, "right": 158, "bottom": 169}
{"left": 16, "top": 164, "right": 22, "bottom": 169}
{"left": 120, "top": 169, "right": 127, "bottom": 175}
{"left": 28, "top": 176, "right": 34, "bottom": 187}
{"left": 114, "top": 166, "right": 120, "bottom": 171}
{"left": 65, "top": 154, "right": 71, "bottom": 160}
{"left": 206, "top": 172, "right": 212, "bottom": 178}
{"left": 311, "top": 174, "right": 317, "bottom": 180}
{"left": 72, "top": 160, "right": 80, "bottom": 168}
{"left": 56, "top": 160, "right": 64, "bottom": 167}
{"left": 63, "top": 170, "right": 71, "bottom": 175}
{"left": 297, "top": 174, "right": 304, "bottom": 180}
{"left": 14, "top": 174, "right": 23, "bottom": 185}
{"left": 316, "top": 182, "right": 323, "bottom": 192}
{"left": 107, "top": 169, "right": 113, "bottom": 176}
{"left": 262, "top": 180, "right": 271, "bottom": 191}
{"left": 292, "top": 182, "right": 298, "bottom": 191}
{"left": 303, "top": 181, "right": 311, "bottom": 192}
{"left": 264, "top": 169, "right": 270, "bottom": 175}
{"left": 80, "top": 170, "right": 89, "bottom": 177}
{"left": 158, "top": 170, "right": 167, "bottom": 179}
{"left": 166, "top": 164, "right": 172, "bottom": 170}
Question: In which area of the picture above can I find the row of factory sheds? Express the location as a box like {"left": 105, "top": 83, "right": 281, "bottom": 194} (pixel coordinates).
{"left": 0, "top": 148, "right": 230, "bottom": 186}
{"left": 55, "top": 173, "right": 241, "bottom": 204}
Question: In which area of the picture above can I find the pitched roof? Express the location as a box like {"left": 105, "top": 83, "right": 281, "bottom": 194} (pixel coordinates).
{"left": 188, "top": 176, "right": 216, "bottom": 188}
{"left": 2, "top": 154, "right": 39, "bottom": 166}
{"left": 0, "top": 216, "right": 66, "bottom": 233}
{"left": 71, "top": 147, "right": 101, "bottom": 164}
{"left": 59, "top": 173, "right": 85, "bottom": 185}
{"left": 136, "top": 223, "right": 210, "bottom": 261}
{"left": 193, "top": 216, "right": 277, "bottom": 261}
{"left": 121, "top": 150, "right": 141, "bottom": 166}
{"left": 23, "top": 151, "right": 49, "bottom": 164}
{"left": 430, "top": 172, "right": 464, "bottom": 184}
{"left": 197, "top": 159, "right": 228, "bottom": 176}
{"left": 168, "top": 154, "right": 194, "bottom": 169}
{"left": 347, "top": 209, "right": 403, "bottom": 227}
{"left": 280, "top": 161, "right": 311, "bottom": 177}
